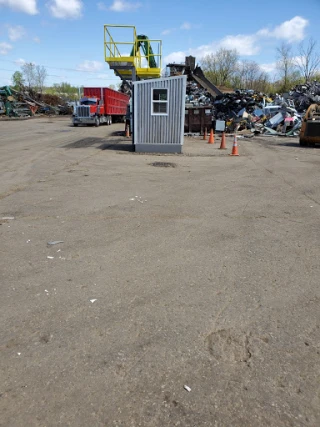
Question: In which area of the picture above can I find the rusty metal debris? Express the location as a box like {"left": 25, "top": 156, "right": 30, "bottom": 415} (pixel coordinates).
{"left": 288, "top": 81, "right": 320, "bottom": 111}
{"left": 168, "top": 56, "right": 320, "bottom": 137}
{"left": 0, "top": 86, "right": 73, "bottom": 118}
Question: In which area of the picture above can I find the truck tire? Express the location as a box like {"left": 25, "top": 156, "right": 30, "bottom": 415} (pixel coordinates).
{"left": 300, "top": 139, "right": 307, "bottom": 147}
{"left": 73, "top": 123, "right": 78, "bottom": 127}
{"left": 95, "top": 117, "right": 100, "bottom": 127}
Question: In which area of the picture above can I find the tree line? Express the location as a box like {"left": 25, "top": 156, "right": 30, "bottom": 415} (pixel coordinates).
{"left": 201, "top": 38, "right": 320, "bottom": 93}
{"left": 11, "top": 64, "right": 118, "bottom": 101}
{"left": 11, "top": 64, "right": 82, "bottom": 100}
{"left": 10, "top": 38, "right": 320, "bottom": 98}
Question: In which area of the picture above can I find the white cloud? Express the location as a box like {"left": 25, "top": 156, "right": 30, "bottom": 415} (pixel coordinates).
{"left": 164, "top": 15, "right": 308, "bottom": 67}
{"left": 108, "top": 0, "right": 141, "bottom": 12}
{"left": 187, "top": 36, "right": 260, "bottom": 59}
{"left": 164, "top": 37, "right": 258, "bottom": 66}
{"left": 161, "top": 28, "right": 174, "bottom": 36}
{"left": 180, "top": 22, "right": 191, "bottom": 30}
{"left": 164, "top": 51, "right": 186, "bottom": 65}
{"left": 95, "top": 74, "right": 119, "bottom": 83}
{"left": 259, "top": 62, "right": 277, "bottom": 73}
{"left": 0, "top": 42, "right": 12, "bottom": 54}
{"left": 219, "top": 35, "right": 260, "bottom": 55}
{"left": 8, "top": 25, "right": 26, "bottom": 41}
{"left": 188, "top": 43, "right": 216, "bottom": 59}
{"left": 292, "top": 55, "right": 305, "bottom": 68}
{"left": 77, "top": 60, "right": 104, "bottom": 72}
{"left": 97, "top": 73, "right": 113, "bottom": 79}
{"left": 47, "top": 0, "right": 83, "bottom": 19}
{"left": 14, "top": 58, "right": 26, "bottom": 65}
{"left": 97, "top": 1, "right": 107, "bottom": 10}
{"left": 33, "top": 36, "right": 40, "bottom": 43}
{"left": 257, "top": 16, "right": 308, "bottom": 42}
{"left": 0, "top": 0, "right": 38, "bottom": 15}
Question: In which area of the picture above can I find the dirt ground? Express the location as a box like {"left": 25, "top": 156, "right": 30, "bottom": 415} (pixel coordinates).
{"left": 1, "top": 117, "right": 320, "bottom": 427}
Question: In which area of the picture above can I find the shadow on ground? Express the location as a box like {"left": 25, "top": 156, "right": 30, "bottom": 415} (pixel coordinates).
{"left": 63, "top": 137, "right": 105, "bottom": 149}
{"left": 277, "top": 142, "right": 301, "bottom": 148}
{"left": 278, "top": 142, "right": 320, "bottom": 148}
{"left": 98, "top": 141, "right": 134, "bottom": 152}
{"left": 62, "top": 137, "right": 133, "bottom": 151}
{"left": 110, "top": 130, "right": 126, "bottom": 137}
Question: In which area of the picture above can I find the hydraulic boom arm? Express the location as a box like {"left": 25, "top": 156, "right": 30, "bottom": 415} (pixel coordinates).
{"left": 130, "top": 35, "right": 157, "bottom": 68}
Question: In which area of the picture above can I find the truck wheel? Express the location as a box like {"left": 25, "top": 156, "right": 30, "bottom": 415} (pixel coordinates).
{"left": 300, "top": 139, "right": 307, "bottom": 147}
{"left": 73, "top": 123, "right": 78, "bottom": 127}
{"left": 95, "top": 117, "right": 100, "bottom": 127}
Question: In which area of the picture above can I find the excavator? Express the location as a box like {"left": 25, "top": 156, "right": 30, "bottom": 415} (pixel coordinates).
{"left": 300, "top": 103, "right": 320, "bottom": 146}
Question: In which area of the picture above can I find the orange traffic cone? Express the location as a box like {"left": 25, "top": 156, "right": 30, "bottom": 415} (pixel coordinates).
{"left": 219, "top": 132, "right": 227, "bottom": 149}
{"left": 203, "top": 127, "right": 207, "bottom": 140}
{"left": 230, "top": 135, "right": 239, "bottom": 156}
{"left": 208, "top": 129, "right": 215, "bottom": 144}
{"left": 125, "top": 124, "right": 130, "bottom": 138}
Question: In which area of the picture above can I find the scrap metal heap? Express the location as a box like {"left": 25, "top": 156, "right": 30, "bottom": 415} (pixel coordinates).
{"left": 212, "top": 90, "right": 302, "bottom": 136}
{"left": 0, "top": 86, "right": 72, "bottom": 118}
{"left": 288, "top": 81, "right": 320, "bottom": 111}
{"left": 167, "top": 56, "right": 320, "bottom": 136}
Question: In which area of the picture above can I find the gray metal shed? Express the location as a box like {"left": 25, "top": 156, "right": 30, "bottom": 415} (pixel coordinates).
{"left": 133, "top": 75, "right": 186, "bottom": 153}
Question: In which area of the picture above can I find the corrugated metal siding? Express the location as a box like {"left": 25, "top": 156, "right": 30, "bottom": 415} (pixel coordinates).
{"left": 133, "top": 76, "right": 186, "bottom": 145}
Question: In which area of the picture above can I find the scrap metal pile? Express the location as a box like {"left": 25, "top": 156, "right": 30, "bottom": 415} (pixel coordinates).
{"left": 288, "top": 81, "right": 320, "bottom": 111}
{"left": 119, "top": 80, "right": 132, "bottom": 96}
{"left": 213, "top": 90, "right": 302, "bottom": 136}
{"left": 0, "top": 86, "right": 72, "bottom": 118}
{"left": 186, "top": 81, "right": 213, "bottom": 106}
{"left": 185, "top": 78, "right": 320, "bottom": 136}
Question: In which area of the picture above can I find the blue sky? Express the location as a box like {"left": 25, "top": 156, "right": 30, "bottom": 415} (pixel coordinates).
{"left": 0, "top": 0, "right": 319, "bottom": 88}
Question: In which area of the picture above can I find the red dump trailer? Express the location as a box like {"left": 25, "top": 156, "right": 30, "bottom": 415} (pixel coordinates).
{"left": 72, "top": 87, "right": 130, "bottom": 127}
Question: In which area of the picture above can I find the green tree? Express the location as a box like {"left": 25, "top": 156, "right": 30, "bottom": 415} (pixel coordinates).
{"left": 202, "top": 48, "right": 239, "bottom": 86}
{"left": 50, "top": 82, "right": 80, "bottom": 100}
{"left": 35, "top": 65, "right": 47, "bottom": 94}
{"left": 21, "top": 62, "right": 36, "bottom": 89}
{"left": 254, "top": 71, "right": 272, "bottom": 93}
{"left": 11, "top": 71, "right": 25, "bottom": 90}
{"left": 235, "top": 60, "right": 261, "bottom": 89}
{"left": 276, "top": 43, "right": 295, "bottom": 92}
{"left": 295, "top": 38, "right": 320, "bottom": 83}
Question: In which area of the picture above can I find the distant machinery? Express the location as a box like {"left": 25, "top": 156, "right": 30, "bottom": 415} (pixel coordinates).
{"left": 104, "top": 25, "right": 162, "bottom": 81}
{"left": 300, "top": 103, "right": 320, "bottom": 146}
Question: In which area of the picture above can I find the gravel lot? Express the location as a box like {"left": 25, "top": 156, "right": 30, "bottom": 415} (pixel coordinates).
{"left": 1, "top": 117, "right": 320, "bottom": 426}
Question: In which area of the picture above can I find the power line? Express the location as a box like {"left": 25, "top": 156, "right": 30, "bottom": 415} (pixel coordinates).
{"left": 0, "top": 58, "right": 120, "bottom": 78}
{"left": 0, "top": 67, "right": 62, "bottom": 78}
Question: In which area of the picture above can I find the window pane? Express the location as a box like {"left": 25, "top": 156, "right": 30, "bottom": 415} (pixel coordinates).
{"left": 153, "top": 89, "right": 167, "bottom": 101}
{"left": 153, "top": 102, "right": 167, "bottom": 114}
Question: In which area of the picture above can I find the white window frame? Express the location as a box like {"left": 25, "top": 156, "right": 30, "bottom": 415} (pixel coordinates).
{"left": 151, "top": 88, "right": 169, "bottom": 116}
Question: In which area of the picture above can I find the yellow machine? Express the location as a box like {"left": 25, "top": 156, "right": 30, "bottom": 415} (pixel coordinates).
{"left": 300, "top": 103, "right": 320, "bottom": 146}
{"left": 104, "top": 25, "right": 162, "bottom": 81}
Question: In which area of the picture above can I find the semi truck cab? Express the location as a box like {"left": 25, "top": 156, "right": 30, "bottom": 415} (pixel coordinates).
{"left": 73, "top": 97, "right": 104, "bottom": 127}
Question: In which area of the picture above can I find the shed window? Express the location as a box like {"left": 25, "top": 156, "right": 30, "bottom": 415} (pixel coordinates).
{"left": 152, "top": 88, "right": 168, "bottom": 115}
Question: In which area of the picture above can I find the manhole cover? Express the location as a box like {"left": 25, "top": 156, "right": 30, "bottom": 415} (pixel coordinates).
{"left": 150, "top": 162, "right": 177, "bottom": 168}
